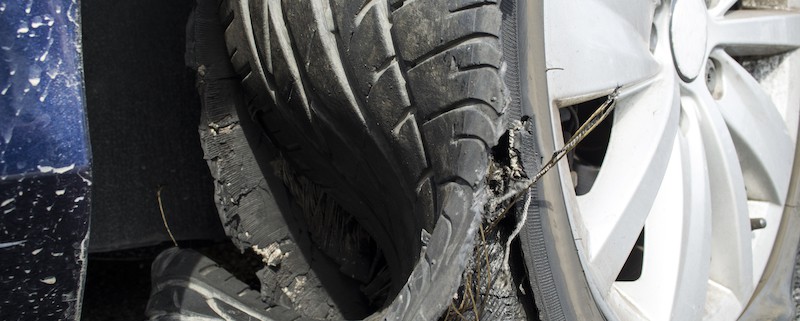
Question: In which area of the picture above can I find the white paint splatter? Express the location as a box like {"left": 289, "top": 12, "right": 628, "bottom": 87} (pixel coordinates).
{"left": 74, "top": 196, "right": 84, "bottom": 203}
{"left": 40, "top": 277, "right": 56, "bottom": 285}
{"left": 43, "top": 14, "right": 54, "bottom": 26}
{"left": 47, "top": 66, "right": 59, "bottom": 79}
{"left": 32, "top": 248, "right": 43, "bottom": 255}
{"left": 1, "top": 198, "right": 13, "bottom": 207}
{"left": 0, "top": 240, "right": 26, "bottom": 249}
{"left": 55, "top": 189, "right": 65, "bottom": 196}
{"left": 77, "top": 171, "right": 92, "bottom": 186}
{"left": 37, "top": 164, "right": 75, "bottom": 174}
{"left": 30, "top": 16, "right": 44, "bottom": 28}
{"left": 53, "top": 164, "right": 75, "bottom": 174}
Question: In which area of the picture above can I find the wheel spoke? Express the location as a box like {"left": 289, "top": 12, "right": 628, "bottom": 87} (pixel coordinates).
{"left": 747, "top": 200, "right": 785, "bottom": 284}
{"left": 544, "top": 0, "right": 661, "bottom": 103}
{"left": 709, "top": 10, "right": 800, "bottom": 56}
{"left": 683, "top": 79, "right": 754, "bottom": 305}
{"left": 613, "top": 114, "right": 712, "bottom": 321}
{"left": 712, "top": 50, "right": 793, "bottom": 204}
{"left": 707, "top": 0, "right": 739, "bottom": 18}
{"left": 544, "top": 1, "right": 800, "bottom": 318}
{"left": 703, "top": 280, "right": 745, "bottom": 320}
{"left": 577, "top": 72, "right": 680, "bottom": 290}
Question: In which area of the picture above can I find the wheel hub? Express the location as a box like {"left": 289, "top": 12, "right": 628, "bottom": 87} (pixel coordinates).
{"left": 670, "top": 0, "right": 708, "bottom": 81}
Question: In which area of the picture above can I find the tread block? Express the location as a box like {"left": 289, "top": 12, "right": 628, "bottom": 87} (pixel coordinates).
{"left": 247, "top": 0, "right": 273, "bottom": 74}
{"left": 349, "top": 2, "right": 396, "bottom": 94}
{"left": 392, "top": 0, "right": 501, "bottom": 63}
{"left": 422, "top": 108, "right": 496, "bottom": 187}
{"left": 146, "top": 248, "right": 302, "bottom": 321}
{"left": 407, "top": 42, "right": 504, "bottom": 120}
{"left": 392, "top": 114, "right": 427, "bottom": 181}
{"left": 423, "top": 107, "right": 501, "bottom": 151}
{"left": 406, "top": 256, "right": 430, "bottom": 295}
{"left": 424, "top": 217, "right": 452, "bottom": 272}
{"left": 432, "top": 182, "right": 474, "bottom": 279}
{"left": 426, "top": 137, "right": 489, "bottom": 188}
{"left": 282, "top": 0, "right": 367, "bottom": 126}
{"left": 230, "top": 50, "right": 252, "bottom": 76}
{"left": 267, "top": 0, "right": 313, "bottom": 121}
{"left": 416, "top": 178, "right": 435, "bottom": 232}
{"left": 367, "top": 63, "right": 411, "bottom": 128}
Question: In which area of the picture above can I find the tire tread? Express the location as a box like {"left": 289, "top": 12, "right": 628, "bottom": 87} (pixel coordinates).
{"left": 219, "top": 0, "right": 507, "bottom": 319}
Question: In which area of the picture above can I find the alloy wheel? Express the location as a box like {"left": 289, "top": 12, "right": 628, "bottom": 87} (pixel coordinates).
{"left": 542, "top": 0, "right": 800, "bottom": 319}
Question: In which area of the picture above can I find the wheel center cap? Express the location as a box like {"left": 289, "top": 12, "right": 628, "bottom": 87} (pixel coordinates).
{"left": 670, "top": 0, "right": 708, "bottom": 81}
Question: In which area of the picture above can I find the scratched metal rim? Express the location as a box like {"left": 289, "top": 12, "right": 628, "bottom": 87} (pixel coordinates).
{"left": 541, "top": 0, "right": 800, "bottom": 319}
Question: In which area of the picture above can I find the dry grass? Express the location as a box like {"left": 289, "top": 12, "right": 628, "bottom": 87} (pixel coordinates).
{"left": 157, "top": 185, "right": 178, "bottom": 247}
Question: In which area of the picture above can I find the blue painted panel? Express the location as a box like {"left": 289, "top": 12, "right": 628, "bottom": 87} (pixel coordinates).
{"left": 0, "top": 1, "right": 91, "bottom": 319}
{"left": 1, "top": 0, "right": 90, "bottom": 177}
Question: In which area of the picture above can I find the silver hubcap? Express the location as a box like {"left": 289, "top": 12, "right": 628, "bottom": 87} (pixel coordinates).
{"left": 542, "top": 0, "right": 800, "bottom": 319}
{"left": 671, "top": 0, "right": 709, "bottom": 80}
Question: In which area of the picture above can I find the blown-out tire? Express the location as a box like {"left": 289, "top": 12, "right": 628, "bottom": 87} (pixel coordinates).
{"left": 208, "top": 0, "right": 518, "bottom": 320}
{"left": 193, "top": 0, "right": 800, "bottom": 319}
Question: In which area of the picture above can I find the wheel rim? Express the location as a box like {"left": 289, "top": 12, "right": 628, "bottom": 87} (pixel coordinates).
{"left": 542, "top": 0, "right": 800, "bottom": 319}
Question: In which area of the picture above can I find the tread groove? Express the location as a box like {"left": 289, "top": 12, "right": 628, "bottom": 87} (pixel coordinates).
{"left": 457, "top": 63, "right": 500, "bottom": 73}
{"left": 391, "top": 108, "right": 414, "bottom": 136}
{"left": 415, "top": 168, "right": 434, "bottom": 193}
{"left": 380, "top": 0, "right": 439, "bottom": 222}
{"left": 373, "top": 56, "right": 396, "bottom": 80}
{"left": 267, "top": 0, "right": 314, "bottom": 120}
{"left": 248, "top": 2, "right": 273, "bottom": 83}
{"left": 423, "top": 98, "right": 500, "bottom": 124}
{"left": 410, "top": 33, "right": 498, "bottom": 67}
{"left": 354, "top": 0, "right": 380, "bottom": 28}
{"left": 453, "top": 134, "right": 492, "bottom": 152}
{"left": 449, "top": 1, "right": 498, "bottom": 13}
{"left": 287, "top": 0, "right": 369, "bottom": 125}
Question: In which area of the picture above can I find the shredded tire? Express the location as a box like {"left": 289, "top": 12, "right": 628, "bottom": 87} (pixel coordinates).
{"left": 196, "top": 0, "right": 517, "bottom": 319}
